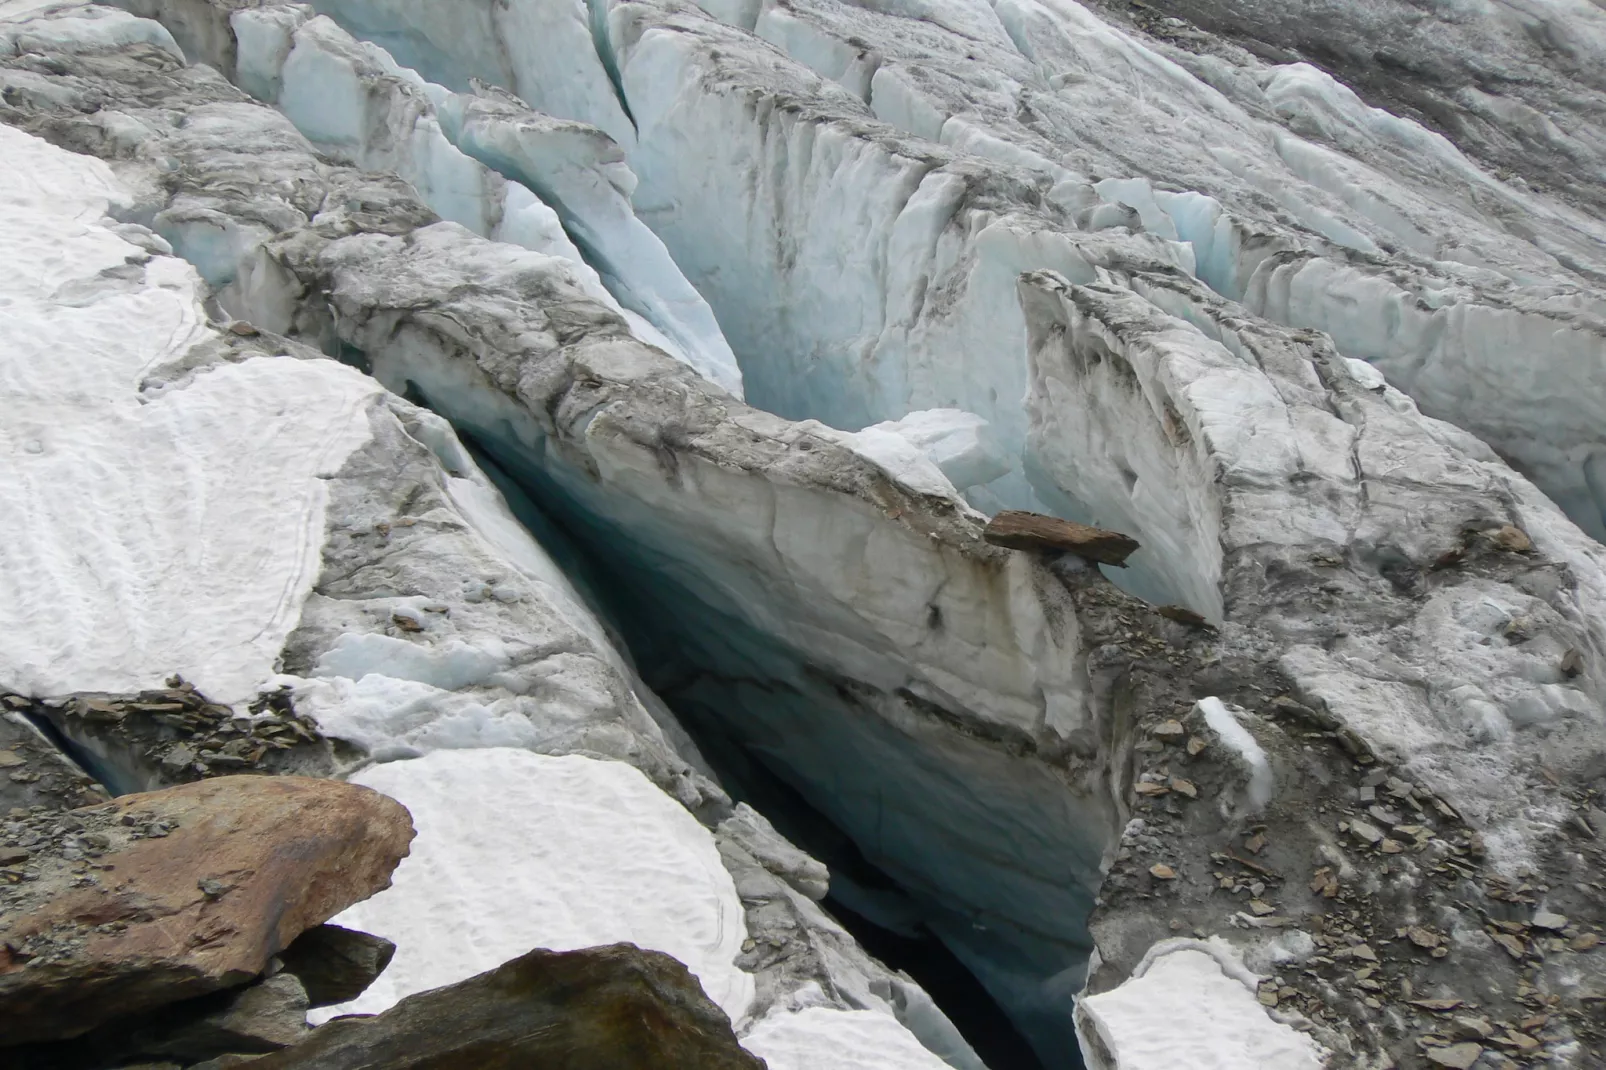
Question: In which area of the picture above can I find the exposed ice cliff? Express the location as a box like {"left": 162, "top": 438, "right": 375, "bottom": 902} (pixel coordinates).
{"left": 3, "top": 0, "right": 1606, "bottom": 1066}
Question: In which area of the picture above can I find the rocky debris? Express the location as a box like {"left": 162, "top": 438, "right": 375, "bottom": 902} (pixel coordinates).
{"left": 243, "top": 943, "right": 765, "bottom": 1070}
{"left": 0, "top": 707, "right": 109, "bottom": 814}
{"left": 276, "top": 924, "right": 396, "bottom": 1009}
{"left": 10, "top": 681, "right": 336, "bottom": 796}
{"left": 982, "top": 510, "right": 1141, "bottom": 566}
{"left": 1088, "top": 660, "right": 1606, "bottom": 1067}
{"left": 0, "top": 775, "right": 413, "bottom": 1044}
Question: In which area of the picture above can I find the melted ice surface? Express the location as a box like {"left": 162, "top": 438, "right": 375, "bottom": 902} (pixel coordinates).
{"left": 0, "top": 123, "right": 381, "bottom": 705}
{"left": 317, "top": 748, "right": 755, "bottom": 1024}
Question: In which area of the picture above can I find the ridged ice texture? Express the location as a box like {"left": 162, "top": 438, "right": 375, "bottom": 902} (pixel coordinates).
{"left": 317, "top": 748, "right": 755, "bottom": 1024}
{"left": 0, "top": 121, "right": 381, "bottom": 705}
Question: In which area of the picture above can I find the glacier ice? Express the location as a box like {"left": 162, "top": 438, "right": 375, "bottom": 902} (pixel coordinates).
{"left": 228, "top": 7, "right": 743, "bottom": 395}
{"left": 10, "top": 0, "right": 1606, "bottom": 1066}
{"left": 0, "top": 13, "right": 979, "bottom": 1066}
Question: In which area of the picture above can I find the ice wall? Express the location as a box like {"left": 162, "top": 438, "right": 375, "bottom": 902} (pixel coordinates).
{"left": 227, "top": 7, "right": 743, "bottom": 395}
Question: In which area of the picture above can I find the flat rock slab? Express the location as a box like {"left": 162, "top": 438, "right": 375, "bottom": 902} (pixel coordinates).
{"left": 248, "top": 942, "right": 765, "bottom": 1070}
{"left": 982, "top": 510, "right": 1141, "bottom": 566}
{"left": 0, "top": 775, "right": 413, "bottom": 1045}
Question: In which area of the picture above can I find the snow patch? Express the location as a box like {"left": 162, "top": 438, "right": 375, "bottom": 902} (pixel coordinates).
{"left": 0, "top": 123, "right": 381, "bottom": 705}
{"left": 315, "top": 748, "right": 754, "bottom": 1024}
{"left": 1196, "top": 697, "right": 1273, "bottom": 811}
{"left": 1077, "top": 940, "right": 1325, "bottom": 1070}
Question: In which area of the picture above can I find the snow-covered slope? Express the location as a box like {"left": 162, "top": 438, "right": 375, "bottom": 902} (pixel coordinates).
{"left": 0, "top": 109, "right": 380, "bottom": 705}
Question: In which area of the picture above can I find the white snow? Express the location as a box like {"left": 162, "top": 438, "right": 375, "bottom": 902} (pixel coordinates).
{"left": 315, "top": 747, "right": 754, "bottom": 1024}
{"left": 1196, "top": 698, "right": 1273, "bottom": 811}
{"left": 0, "top": 123, "right": 382, "bottom": 705}
{"left": 1076, "top": 941, "right": 1325, "bottom": 1070}
{"left": 742, "top": 1006, "right": 957, "bottom": 1070}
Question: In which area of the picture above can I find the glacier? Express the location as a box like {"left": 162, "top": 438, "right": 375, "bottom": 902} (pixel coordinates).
{"left": 4, "top": 0, "right": 1606, "bottom": 1067}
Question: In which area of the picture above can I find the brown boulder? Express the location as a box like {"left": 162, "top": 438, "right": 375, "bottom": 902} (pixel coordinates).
{"left": 982, "top": 510, "right": 1141, "bottom": 566}
{"left": 247, "top": 943, "right": 766, "bottom": 1070}
{"left": 0, "top": 775, "right": 413, "bottom": 1044}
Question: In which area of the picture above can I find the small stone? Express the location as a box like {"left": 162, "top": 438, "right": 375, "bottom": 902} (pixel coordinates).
{"left": 1151, "top": 720, "right": 1186, "bottom": 742}
{"left": 1430, "top": 946, "right": 1449, "bottom": 959}
{"left": 227, "top": 321, "right": 261, "bottom": 337}
{"left": 1349, "top": 944, "right": 1377, "bottom": 962}
{"left": 1452, "top": 1016, "right": 1494, "bottom": 1039}
{"left": 1169, "top": 777, "right": 1197, "bottom": 798}
{"left": 1245, "top": 832, "right": 1267, "bottom": 854}
{"left": 1410, "top": 998, "right": 1463, "bottom": 1012}
{"left": 1358, "top": 785, "right": 1377, "bottom": 803}
{"left": 1560, "top": 649, "right": 1584, "bottom": 678}
{"left": 1501, "top": 1031, "right": 1539, "bottom": 1053}
{"left": 1368, "top": 805, "right": 1400, "bottom": 826}
{"left": 1249, "top": 899, "right": 1277, "bottom": 916}
{"left": 1532, "top": 911, "right": 1568, "bottom": 931}
{"left": 1257, "top": 984, "right": 1278, "bottom": 1007}
{"left": 0, "top": 751, "right": 23, "bottom": 768}
{"left": 1487, "top": 525, "right": 1532, "bottom": 553}
{"left": 1492, "top": 932, "right": 1527, "bottom": 959}
{"left": 1570, "top": 932, "right": 1599, "bottom": 951}
{"left": 1424, "top": 1042, "right": 1483, "bottom": 1069}
{"left": 1408, "top": 927, "right": 1441, "bottom": 950}
{"left": 1135, "top": 781, "right": 1170, "bottom": 796}
{"left": 161, "top": 744, "right": 196, "bottom": 772}
{"left": 1156, "top": 604, "right": 1208, "bottom": 627}
{"left": 1349, "top": 820, "right": 1385, "bottom": 845}
{"left": 1186, "top": 736, "right": 1207, "bottom": 756}
{"left": 0, "top": 846, "right": 29, "bottom": 864}
{"left": 1149, "top": 864, "right": 1177, "bottom": 880}
{"left": 391, "top": 613, "right": 425, "bottom": 633}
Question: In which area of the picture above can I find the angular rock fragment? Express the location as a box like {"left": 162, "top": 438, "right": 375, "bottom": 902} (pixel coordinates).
{"left": 0, "top": 776, "right": 413, "bottom": 1044}
{"left": 278, "top": 924, "right": 396, "bottom": 1008}
{"left": 981, "top": 510, "right": 1141, "bottom": 566}
{"left": 247, "top": 943, "right": 765, "bottom": 1070}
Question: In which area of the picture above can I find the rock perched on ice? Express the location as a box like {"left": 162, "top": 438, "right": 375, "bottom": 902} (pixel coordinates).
{"left": 0, "top": 775, "right": 413, "bottom": 1044}
{"left": 982, "top": 509, "right": 1142, "bottom": 565}
{"left": 244, "top": 943, "right": 765, "bottom": 1070}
